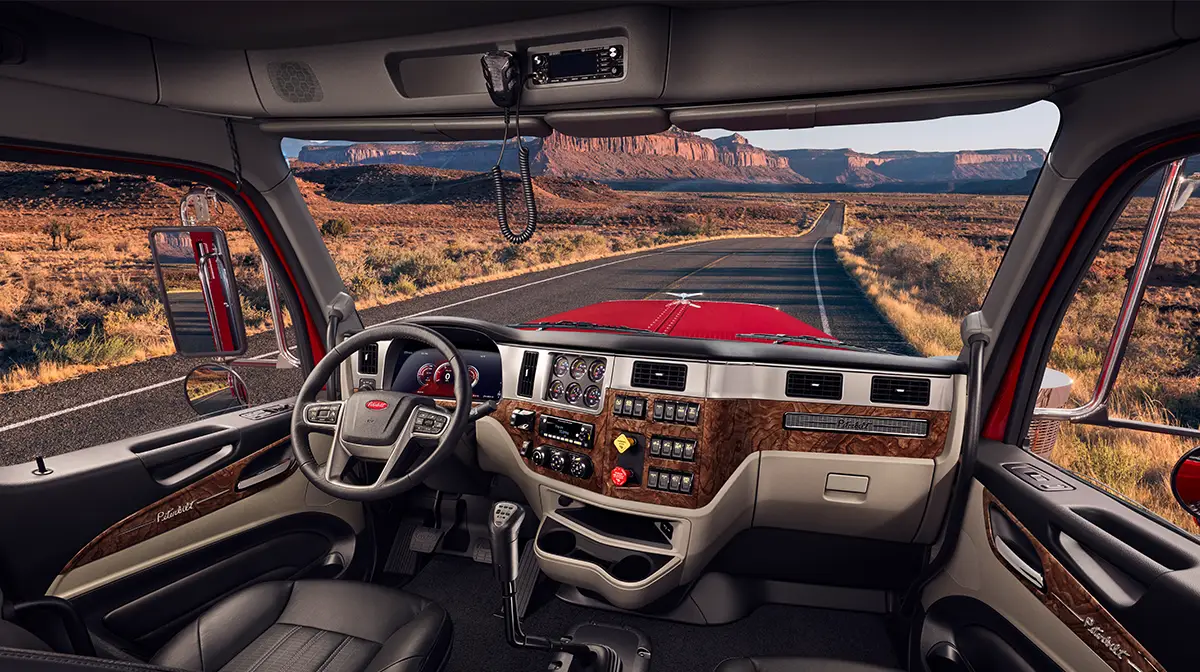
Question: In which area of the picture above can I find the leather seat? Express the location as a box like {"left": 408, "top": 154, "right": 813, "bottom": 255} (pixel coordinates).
{"left": 152, "top": 580, "right": 451, "bottom": 672}
{"left": 714, "top": 658, "right": 903, "bottom": 672}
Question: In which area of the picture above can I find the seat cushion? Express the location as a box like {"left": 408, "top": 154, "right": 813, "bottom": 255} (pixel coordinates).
{"left": 714, "top": 657, "right": 903, "bottom": 672}
{"left": 152, "top": 580, "right": 451, "bottom": 672}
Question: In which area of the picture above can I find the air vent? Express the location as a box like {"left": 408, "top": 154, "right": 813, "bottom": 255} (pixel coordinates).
{"left": 631, "top": 361, "right": 687, "bottom": 392}
{"left": 358, "top": 342, "right": 378, "bottom": 375}
{"left": 786, "top": 371, "right": 843, "bottom": 401}
{"left": 870, "top": 376, "right": 931, "bottom": 406}
{"left": 517, "top": 351, "right": 539, "bottom": 398}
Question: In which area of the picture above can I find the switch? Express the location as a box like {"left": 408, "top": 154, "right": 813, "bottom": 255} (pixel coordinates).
{"left": 610, "top": 466, "right": 631, "bottom": 487}
{"left": 686, "top": 403, "right": 700, "bottom": 424}
{"left": 510, "top": 409, "right": 536, "bottom": 431}
{"left": 653, "top": 401, "right": 665, "bottom": 420}
{"left": 632, "top": 398, "right": 646, "bottom": 418}
{"left": 668, "top": 473, "right": 682, "bottom": 492}
{"left": 614, "top": 433, "right": 636, "bottom": 454}
{"left": 650, "top": 438, "right": 662, "bottom": 456}
{"left": 672, "top": 441, "right": 684, "bottom": 459}
{"left": 623, "top": 397, "right": 635, "bottom": 415}
{"left": 682, "top": 442, "right": 695, "bottom": 461}
{"left": 664, "top": 402, "right": 677, "bottom": 422}
{"left": 647, "top": 470, "right": 660, "bottom": 489}
{"left": 680, "top": 474, "right": 693, "bottom": 494}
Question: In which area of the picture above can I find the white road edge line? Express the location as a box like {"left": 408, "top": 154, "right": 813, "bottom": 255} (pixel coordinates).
{"left": 0, "top": 241, "right": 722, "bottom": 435}
{"left": 811, "top": 233, "right": 832, "bottom": 336}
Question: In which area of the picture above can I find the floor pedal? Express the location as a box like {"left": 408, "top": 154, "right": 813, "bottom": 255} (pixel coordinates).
{"left": 409, "top": 526, "right": 447, "bottom": 554}
{"left": 471, "top": 538, "right": 493, "bottom": 565}
{"left": 514, "top": 539, "right": 540, "bottom": 619}
{"left": 384, "top": 516, "right": 423, "bottom": 576}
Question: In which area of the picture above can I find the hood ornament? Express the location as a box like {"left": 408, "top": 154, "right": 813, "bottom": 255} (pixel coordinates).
{"left": 664, "top": 292, "right": 703, "bottom": 307}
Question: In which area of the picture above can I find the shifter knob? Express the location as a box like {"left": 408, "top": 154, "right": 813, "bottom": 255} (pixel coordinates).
{"left": 490, "top": 501, "right": 526, "bottom": 587}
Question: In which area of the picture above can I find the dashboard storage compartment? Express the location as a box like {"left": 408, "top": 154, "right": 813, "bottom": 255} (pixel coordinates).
{"left": 535, "top": 519, "right": 670, "bottom": 585}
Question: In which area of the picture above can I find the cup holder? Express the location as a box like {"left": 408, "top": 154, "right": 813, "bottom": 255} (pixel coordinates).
{"left": 539, "top": 529, "right": 578, "bottom": 556}
{"left": 609, "top": 553, "right": 654, "bottom": 583}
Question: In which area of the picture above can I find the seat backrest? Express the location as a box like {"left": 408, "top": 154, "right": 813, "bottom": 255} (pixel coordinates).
{"left": 0, "top": 646, "right": 176, "bottom": 672}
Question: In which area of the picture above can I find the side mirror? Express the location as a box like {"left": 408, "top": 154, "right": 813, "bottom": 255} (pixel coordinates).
{"left": 149, "top": 226, "right": 247, "bottom": 357}
{"left": 1171, "top": 447, "right": 1200, "bottom": 523}
{"left": 185, "top": 363, "right": 249, "bottom": 417}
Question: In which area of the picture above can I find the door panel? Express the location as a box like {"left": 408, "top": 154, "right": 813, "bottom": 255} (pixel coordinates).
{"left": 0, "top": 400, "right": 363, "bottom": 657}
{"left": 925, "top": 439, "right": 1200, "bottom": 672}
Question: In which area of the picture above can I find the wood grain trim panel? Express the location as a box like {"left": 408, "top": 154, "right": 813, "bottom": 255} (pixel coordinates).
{"left": 982, "top": 489, "right": 1164, "bottom": 672}
{"left": 60, "top": 438, "right": 296, "bottom": 573}
{"left": 497, "top": 392, "right": 949, "bottom": 509}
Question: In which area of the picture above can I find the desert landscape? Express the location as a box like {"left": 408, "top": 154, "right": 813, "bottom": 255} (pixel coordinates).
{"left": 0, "top": 160, "right": 820, "bottom": 394}
{"left": 833, "top": 190, "right": 1200, "bottom": 531}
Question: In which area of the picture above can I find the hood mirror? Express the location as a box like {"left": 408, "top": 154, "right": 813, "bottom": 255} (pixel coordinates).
{"left": 185, "top": 363, "right": 249, "bottom": 418}
{"left": 1171, "top": 447, "right": 1200, "bottom": 522}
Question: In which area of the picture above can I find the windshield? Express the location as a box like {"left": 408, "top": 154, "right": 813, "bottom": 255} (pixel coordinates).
{"left": 287, "top": 101, "right": 1059, "bottom": 356}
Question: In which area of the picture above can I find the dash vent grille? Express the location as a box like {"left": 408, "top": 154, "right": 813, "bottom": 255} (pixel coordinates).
{"left": 631, "top": 361, "right": 687, "bottom": 392}
{"left": 357, "top": 343, "right": 378, "bottom": 375}
{"left": 785, "top": 371, "right": 843, "bottom": 400}
{"left": 870, "top": 376, "right": 931, "bottom": 406}
{"left": 516, "top": 351, "right": 539, "bottom": 398}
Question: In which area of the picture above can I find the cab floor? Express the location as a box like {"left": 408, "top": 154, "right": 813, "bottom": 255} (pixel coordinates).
{"left": 399, "top": 556, "right": 902, "bottom": 672}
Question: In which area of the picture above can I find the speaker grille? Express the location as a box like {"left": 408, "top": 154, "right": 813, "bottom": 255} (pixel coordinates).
{"left": 267, "top": 61, "right": 324, "bottom": 103}
{"left": 785, "top": 371, "right": 843, "bottom": 400}
{"left": 631, "top": 361, "right": 687, "bottom": 392}
{"left": 516, "top": 351, "right": 538, "bottom": 398}
{"left": 870, "top": 376, "right": 931, "bottom": 406}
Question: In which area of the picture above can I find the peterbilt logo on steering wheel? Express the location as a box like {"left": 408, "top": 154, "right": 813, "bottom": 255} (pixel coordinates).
{"left": 365, "top": 400, "right": 389, "bottom": 410}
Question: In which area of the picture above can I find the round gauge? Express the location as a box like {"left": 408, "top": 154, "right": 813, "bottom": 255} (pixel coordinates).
{"left": 565, "top": 383, "right": 583, "bottom": 404}
{"left": 553, "top": 355, "right": 570, "bottom": 377}
{"left": 547, "top": 379, "right": 565, "bottom": 400}
{"left": 587, "top": 359, "right": 606, "bottom": 383}
{"left": 569, "top": 358, "right": 588, "bottom": 380}
{"left": 433, "top": 362, "right": 454, "bottom": 385}
{"left": 416, "top": 363, "right": 435, "bottom": 386}
{"left": 467, "top": 365, "right": 480, "bottom": 388}
{"left": 583, "top": 385, "right": 602, "bottom": 408}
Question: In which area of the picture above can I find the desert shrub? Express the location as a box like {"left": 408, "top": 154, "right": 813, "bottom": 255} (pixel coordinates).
{"left": 321, "top": 218, "right": 353, "bottom": 237}
{"left": 385, "top": 250, "right": 461, "bottom": 289}
{"left": 37, "top": 328, "right": 136, "bottom": 366}
{"left": 335, "top": 256, "right": 383, "bottom": 299}
{"left": 661, "top": 214, "right": 720, "bottom": 238}
{"left": 42, "top": 220, "right": 64, "bottom": 249}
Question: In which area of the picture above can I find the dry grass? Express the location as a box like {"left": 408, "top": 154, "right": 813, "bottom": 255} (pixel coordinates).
{"left": 834, "top": 192, "right": 1200, "bottom": 533}
{"left": 0, "top": 162, "right": 822, "bottom": 394}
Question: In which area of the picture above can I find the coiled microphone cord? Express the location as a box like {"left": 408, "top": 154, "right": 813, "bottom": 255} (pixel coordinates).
{"left": 492, "top": 107, "right": 538, "bottom": 244}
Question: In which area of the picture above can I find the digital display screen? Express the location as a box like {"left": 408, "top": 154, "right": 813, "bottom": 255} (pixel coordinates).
{"left": 539, "top": 415, "right": 595, "bottom": 449}
{"left": 547, "top": 51, "right": 599, "bottom": 79}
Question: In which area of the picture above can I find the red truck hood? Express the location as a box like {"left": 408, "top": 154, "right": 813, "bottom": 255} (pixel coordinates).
{"left": 533, "top": 299, "right": 836, "bottom": 346}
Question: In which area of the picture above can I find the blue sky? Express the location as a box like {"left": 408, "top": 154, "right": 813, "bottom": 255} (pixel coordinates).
{"left": 697, "top": 101, "right": 1059, "bottom": 154}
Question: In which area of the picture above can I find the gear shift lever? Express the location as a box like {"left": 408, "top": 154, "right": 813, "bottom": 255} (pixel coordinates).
{"left": 488, "top": 502, "right": 619, "bottom": 670}
{"left": 490, "top": 501, "right": 524, "bottom": 589}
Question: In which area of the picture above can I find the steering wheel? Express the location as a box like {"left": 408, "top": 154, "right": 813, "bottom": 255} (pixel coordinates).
{"left": 290, "top": 324, "right": 471, "bottom": 501}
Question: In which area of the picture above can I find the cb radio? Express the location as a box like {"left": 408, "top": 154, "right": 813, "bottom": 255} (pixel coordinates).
{"left": 479, "top": 51, "right": 538, "bottom": 245}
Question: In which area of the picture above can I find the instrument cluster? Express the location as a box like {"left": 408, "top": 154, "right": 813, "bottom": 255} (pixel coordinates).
{"left": 546, "top": 353, "right": 607, "bottom": 411}
{"left": 391, "top": 347, "right": 501, "bottom": 400}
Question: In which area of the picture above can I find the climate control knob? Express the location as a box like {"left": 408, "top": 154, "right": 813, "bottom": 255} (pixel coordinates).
{"left": 530, "top": 445, "right": 549, "bottom": 468}
{"left": 568, "top": 454, "right": 594, "bottom": 480}
{"left": 549, "top": 449, "right": 568, "bottom": 473}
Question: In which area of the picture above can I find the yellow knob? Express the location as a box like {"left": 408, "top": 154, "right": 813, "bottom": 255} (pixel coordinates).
{"left": 614, "top": 434, "right": 633, "bottom": 453}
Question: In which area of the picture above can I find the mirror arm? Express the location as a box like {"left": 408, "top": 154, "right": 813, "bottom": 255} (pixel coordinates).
{"left": 1033, "top": 158, "right": 1184, "bottom": 425}
{"left": 262, "top": 255, "right": 299, "bottom": 369}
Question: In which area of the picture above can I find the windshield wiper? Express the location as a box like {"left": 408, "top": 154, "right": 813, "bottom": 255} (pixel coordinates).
{"left": 736, "top": 332, "right": 890, "bottom": 354}
{"left": 509, "top": 320, "right": 664, "bottom": 336}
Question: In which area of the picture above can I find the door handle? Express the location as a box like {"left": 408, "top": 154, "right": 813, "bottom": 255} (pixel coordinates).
{"left": 994, "top": 534, "right": 1045, "bottom": 589}
{"left": 236, "top": 458, "right": 294, "bottom": 491}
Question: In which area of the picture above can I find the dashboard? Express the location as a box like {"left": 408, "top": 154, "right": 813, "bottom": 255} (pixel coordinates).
{"left": 339, "top": 319, "right": 967, "bottom": 610}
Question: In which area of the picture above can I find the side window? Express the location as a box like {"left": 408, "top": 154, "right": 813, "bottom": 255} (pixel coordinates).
{"left": 1036, "top": 159, "right": 1200, "bottom": 536}
{"left": 0, "top": 162, "right": 300, "bottom": 464}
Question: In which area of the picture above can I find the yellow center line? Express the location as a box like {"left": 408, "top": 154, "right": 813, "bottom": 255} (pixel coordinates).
{"left": 642, "top": 253, "right": 735, "bottom": 299}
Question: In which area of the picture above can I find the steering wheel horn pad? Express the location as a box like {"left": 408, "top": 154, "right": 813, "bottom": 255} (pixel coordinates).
{"left": 290, "top": 323, "right": 472, "bottom": 501}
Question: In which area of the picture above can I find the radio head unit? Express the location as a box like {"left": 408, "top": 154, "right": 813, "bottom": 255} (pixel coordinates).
{"left": 538, "top": 415, "right": 595, "bottom": 449}
{"left": 531, "top": 45, "right": 624, "bottom": 85}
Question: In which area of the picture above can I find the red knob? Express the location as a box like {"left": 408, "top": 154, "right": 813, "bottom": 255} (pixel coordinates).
{"left": 610, "top": 466, "right": 630, "bottom": 487}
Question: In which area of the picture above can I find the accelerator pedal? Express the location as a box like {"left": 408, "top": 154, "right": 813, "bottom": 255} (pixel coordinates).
{"left": 384, "top": 515, "right": 424, "bottom": 577}
{"left": 514, "top": 539, "right": 541, "bottom": 619}
{"left": 409, "top": 526, "right": 448, "bottom": 554}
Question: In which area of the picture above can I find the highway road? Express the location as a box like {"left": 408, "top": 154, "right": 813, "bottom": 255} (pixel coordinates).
{"left": 0, "top": 201, "right": 914, "bottom": 465}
